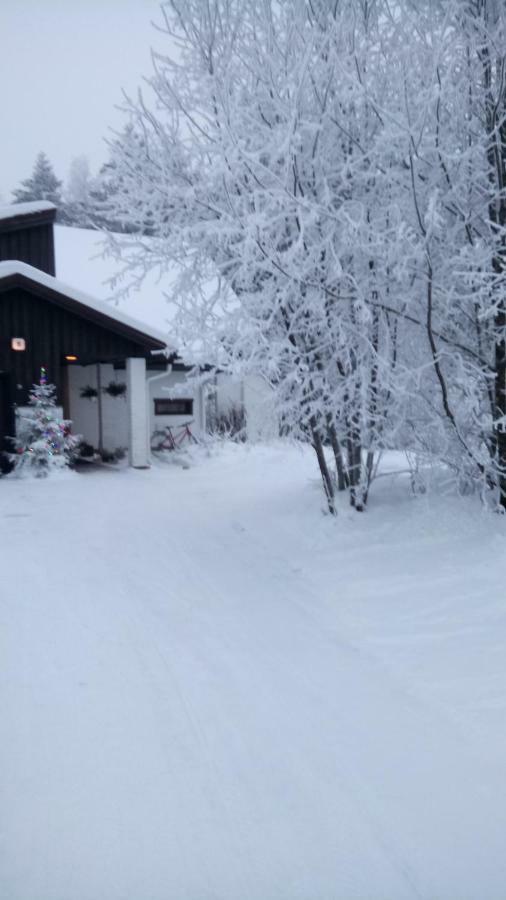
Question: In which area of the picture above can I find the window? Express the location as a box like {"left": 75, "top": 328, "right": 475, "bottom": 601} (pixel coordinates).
{"left": 154, "top": 398, "right": 193, "bottom": 416}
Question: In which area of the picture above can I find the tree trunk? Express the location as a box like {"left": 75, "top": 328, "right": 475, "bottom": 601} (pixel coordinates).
{"left": 362, "top": 449, "right": 376, "bottom": 508}
{"left": 311, "top": 417, "right": 336, "bottom": 515}
{"left": 494, "top": 301, "right": 506, "bottom": 507}
{"left": 478, "top": 2, "right": 506, "bottom": 505}
{"left": 347, "top": 428, "right": 363, "bottom": 511}
{"left": 326, "top": 418, "right": 349, "bottom": 491}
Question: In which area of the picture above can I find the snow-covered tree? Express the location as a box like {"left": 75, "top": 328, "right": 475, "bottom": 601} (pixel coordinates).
{"left": 13, "top": 152, "right": 63, "bottom": 208}
{"left": 82, "top": 125, "right": 155, "bottom": 233}
{"left": 380, "top": 0, "right": 506, "bottom": 505}
{"left": 63, "top": 155, "right": 100, "bottom": 227}
{"left": 102, "top": 0, "right": 404, "bottom": 512}
{"left": 11, "top": 369, "right": 80, "bottom": 477}
{"left": 100, "top": 0, "right": 506, "bottom": 511}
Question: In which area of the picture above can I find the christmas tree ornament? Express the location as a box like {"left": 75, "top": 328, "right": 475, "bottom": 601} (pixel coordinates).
{"left": 10, "top": 373, "right": 81, "bottom": 477}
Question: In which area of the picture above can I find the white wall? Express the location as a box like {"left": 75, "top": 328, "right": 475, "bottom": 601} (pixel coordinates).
{"left": 148, "top": 370, "right": 205, "bottom": 438}
{"left": 68, "top": 363, "right": 274, "bottom": 454}
{"left": 214, "top": 373, "right": 278, "bottom": 442}
{"left": 67, "top": 364, "right": 99, "bottom": 447}
{"left": 215, "top": 373, "right": 243, "bottom": 415}
{"left": 243, "top": 375, "right": 278, "bottom": 442}
{"left": 68, "top": 364, "right": 129, "bottom": 451}
{"left": 68, "top": 363, "right": 205, "bottom": 453}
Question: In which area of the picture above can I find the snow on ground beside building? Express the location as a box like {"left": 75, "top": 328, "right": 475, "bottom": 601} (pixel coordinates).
{"left": 2, "top": 442, "right": 506, "bottom": 899}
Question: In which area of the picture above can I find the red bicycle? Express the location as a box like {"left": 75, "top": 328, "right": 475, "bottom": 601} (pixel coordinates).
{"left": 151, "top": 421, "right": 199, "bottom": 452}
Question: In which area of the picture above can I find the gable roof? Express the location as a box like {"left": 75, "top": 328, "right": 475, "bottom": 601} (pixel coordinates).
{"left": 0, "top": 260, "right": 168, "bottom": 352}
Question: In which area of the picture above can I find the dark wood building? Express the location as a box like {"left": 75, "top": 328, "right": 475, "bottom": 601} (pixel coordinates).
{"left": 0, "top": 202, "right": 166, "bottom": 470}
{"left": 0, "top": 201, "right": 56, "bottom": 275}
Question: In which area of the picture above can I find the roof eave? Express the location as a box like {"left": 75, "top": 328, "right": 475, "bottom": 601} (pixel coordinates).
{"left": 0, "top": 207, "right": 57, "bottom": 235}
{"left": 0, "top": 270, "right": 167, "bottom": 352}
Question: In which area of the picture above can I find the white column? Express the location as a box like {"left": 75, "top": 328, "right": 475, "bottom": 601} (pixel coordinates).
{"left": 126, "top": 357, "right": 149, "bottom": 468}
{"left": 198, "top": 384, "right": 206, "bottom": 435}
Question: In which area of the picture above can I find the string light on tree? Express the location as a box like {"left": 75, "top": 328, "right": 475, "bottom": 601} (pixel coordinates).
{"left": 11, "top": 367, "right": 81, "bottom": 477}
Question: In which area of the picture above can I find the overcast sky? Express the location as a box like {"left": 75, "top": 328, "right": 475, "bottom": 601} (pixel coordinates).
{"left": 0, "top": 0, "right": 166, "bottom": 201}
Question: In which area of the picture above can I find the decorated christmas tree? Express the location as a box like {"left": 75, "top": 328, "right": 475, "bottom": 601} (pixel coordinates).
{"left": 11, "top": 368, "right": 80, "bottom": 477}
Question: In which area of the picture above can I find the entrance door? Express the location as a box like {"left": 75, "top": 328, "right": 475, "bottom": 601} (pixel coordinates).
{"left": 0, "top": 372, "right": 15, "bottom": 474}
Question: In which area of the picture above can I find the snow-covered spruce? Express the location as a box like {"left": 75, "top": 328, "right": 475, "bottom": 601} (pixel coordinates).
{"left": 10, "top": 369, "right": 80, "bottom": 477}
{"left": 12, "top": 151, "right": 63, "bottom": 208}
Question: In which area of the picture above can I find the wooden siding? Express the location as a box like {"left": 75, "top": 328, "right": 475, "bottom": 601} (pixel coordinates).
{"left": 0, "top": 285, "right": 152, "bottom": 407}
{"left": 0, "top": 372, "right": 15, "bottom": 465}
{"left": 0, "top": 215, "right": 56, "bottom": 276}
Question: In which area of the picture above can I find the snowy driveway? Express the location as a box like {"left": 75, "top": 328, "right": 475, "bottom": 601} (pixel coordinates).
{"left": 2, "top": 445, "right": 506, "bottom": 899}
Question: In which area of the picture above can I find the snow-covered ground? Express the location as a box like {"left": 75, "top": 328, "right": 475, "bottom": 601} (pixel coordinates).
{"left": 2, "top": 443, "right": 506, "bottom": 900}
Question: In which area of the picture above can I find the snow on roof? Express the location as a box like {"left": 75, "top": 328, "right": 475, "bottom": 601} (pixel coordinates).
{"left": 0, "top": 201, "right": 56, "bottom": 221}
{"left": 54, "top": 225, "right": 176, "bottom": 336}
{"left": 0, "top": 259, "right": 169, "bottom": 349}
{"left": 53, "top": 225, "right": 216, "bottom": 366}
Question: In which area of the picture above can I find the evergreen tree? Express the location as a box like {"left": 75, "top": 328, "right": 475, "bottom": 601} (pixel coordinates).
{"left": 12, "top": 152, "right": 63, "bottom": 207}
{"left": 11, "top": 368, "right": 80, "bottom": 477}
{"left": 63, "top": 155, "right": 102, "bottom": 227}
{"left": 91, "top": 125, "right": 158, "bottom": 233}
